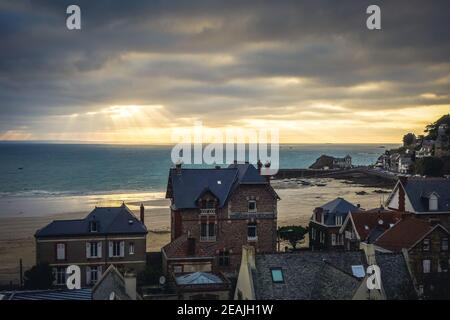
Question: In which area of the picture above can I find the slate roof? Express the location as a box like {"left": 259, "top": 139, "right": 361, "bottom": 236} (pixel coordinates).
{"left": 35, "top": 204, "right": 147, "bottom": 238}
{"left": 375, "top": 252, "right": 417, "bottom": 300}
{"left": 252, "top": 251, "right": 367, "bottom": 300}
{"left": 0, "top": 288, "right": 92, "bottom": 300}
{"left": 374, "top": 216, "right": 433, "bottom": 251}
{"left": 401, "top": 178, "right": 450, "bottom": 213}
{"left": 166, "top": 163, "right": 276, "bottom": 210}
{"left": 320, "top": 197, "right": 359, "bottom": 225}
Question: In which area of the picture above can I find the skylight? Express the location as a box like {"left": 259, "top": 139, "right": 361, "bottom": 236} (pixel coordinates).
{"left": 351, "top": 265, "right": 365, "bottom": 278}
{"left": 271, "top": 268, "right": 284, "bottom": 283}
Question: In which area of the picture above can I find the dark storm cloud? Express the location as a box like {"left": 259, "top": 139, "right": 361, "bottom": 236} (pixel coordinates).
{"left": 1, "top": 0, "right": 450, "bottom": 137}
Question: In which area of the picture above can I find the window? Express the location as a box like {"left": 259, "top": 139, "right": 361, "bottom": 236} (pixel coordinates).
{"left": 335, "top": 216, "right": 343, "bottom": 226}
{"left": 56, "top": 243, "right": 66, "bottom": 260}
{"left": 311, "top": 227, "right": 315, "bottom": 240}
{"left": 429, "top": 194, "right": 438, "bottom": 211}
{"left": 423, "top": 238, "right": 430, "bottom": 252}
{"left": 89, "top": 221, "right": 98, "bottom": 232}
{"left": 54, "top": 267, "right": 66, "bottom": 285}
{"left": 437, "top": 260, "right": 449, "bottom": 273}
{"left": 423, "top": 259, "right": 431, "bottom": 273}
{"left": 129, "top": 242, "right": 135, "bottom": 255}
{"left": 248, "top": 200, "right": 257, "bottom": 213}
{"left": 331, "top": 233, "right": 336, "bottom": 246}
{"left": 86, "top": 242, "right": 102, "bottom": 258}
{"left": 200, "top": 222, "right": 215, "bottom": 241}
{"left": 247, "top": 223, "right": 257, "bottom": 240}
{"left": 173, "top": 265, "right": 183, "bottom": 273}
{"left": 271, "top": 268, "right": 284, "bottom": 283}
{"left": 441, "top": 238, "right": 449, "bottom": 251}
{"left": 320, "top": 232, "right": 325, "bottom": 244}
{"left": 351, "top": 265, "right": 366, "bottom": 278}
{"left": 87, "top": 266, "right": 101, "bottom": 285}
{"left": 218, "top": 250, "right": 230, "bottom": 266}
{"left": 109, "top": 241, "right": 124, "bottom": 257}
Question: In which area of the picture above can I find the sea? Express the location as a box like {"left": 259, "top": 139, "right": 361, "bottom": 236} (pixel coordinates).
{"left": 0, "top": 142, "right": 398, "bottom": 217}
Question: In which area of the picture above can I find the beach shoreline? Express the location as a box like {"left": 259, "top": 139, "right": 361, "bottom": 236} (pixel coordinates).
{"left": 0, "top": 177, "right": 393, "bottom": 286}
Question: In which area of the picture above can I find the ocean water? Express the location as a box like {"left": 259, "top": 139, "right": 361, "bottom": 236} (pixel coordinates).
{"left": 0, "top": 142, "right": 398, "bottom": 198}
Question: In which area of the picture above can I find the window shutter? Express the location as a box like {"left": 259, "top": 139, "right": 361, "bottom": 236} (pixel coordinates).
{"left": 120, "top": 241, "right": 125, "bottom": 257}
{"left": 86, "top": 266, "right": 91, "bottom": 285}
{"left": 109, "top": 241, "right": 113, "bottom": 257}
{"left": 97, "top": 242, "right": 102, "bottom": 258}
{"left": 86, "top": 242, "right": 91, "bottom": 258}
{"left": 98, "top": 265, "right": 103, "bottom": 279}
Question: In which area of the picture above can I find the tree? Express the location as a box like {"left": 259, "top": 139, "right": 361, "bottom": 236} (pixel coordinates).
{"left": 277, "top": 225, "right": 308, "bottom": 249}
{"left": 425, "top": 114, "right": 450, "bottom": 140}
{"left": 137, "top": 264, "right": 162, "bottom": 286}
{"left": 403, "top": 133, "right": 416, "bottom": 146}
{"left": 24, "top": 263, "right": 54, "bottom": 290}
{"left": 414, "top": 157, "right": 444, "bottom": 177}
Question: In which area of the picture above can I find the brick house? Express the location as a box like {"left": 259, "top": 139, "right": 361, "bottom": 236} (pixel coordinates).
{"left": 162, "top": 162, "right": 279, "bottom": 277}
{"left": 35, "top": 204, "right": 147, "bottom": 287}
{"left": 374, "top": 216, "right": 450, "bottom": 296}
{"left": 339, "top": 208, "right": 404, "bottom": 251}
{"left": 309, "top": 197, "right": 359, "bottom": 250}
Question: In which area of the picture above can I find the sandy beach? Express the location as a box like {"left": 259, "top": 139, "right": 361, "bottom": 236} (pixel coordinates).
{"left": 0, "top": 178, "right": 392, "bottom": 286}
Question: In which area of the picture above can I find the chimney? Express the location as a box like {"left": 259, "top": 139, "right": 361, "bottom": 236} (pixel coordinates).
{"left": 398, "top": 175, "right": 408, "bottom": 186}
{"left": 398, "top": 177, "right": 406, "bottom": 212}
{"left": 187, "top": 237, "right": 196, "bottom": 256}
{"left": 140, "top": 203, "right": 145, "bottom": 224}
{"left": 124, "top": 271, "right": 137, "bottom": 300}
{"left": 257, "top": 160, "right": 263, "bottom": 174}
{"left": 262, "top": 161, "right": 272, "bottom": 183}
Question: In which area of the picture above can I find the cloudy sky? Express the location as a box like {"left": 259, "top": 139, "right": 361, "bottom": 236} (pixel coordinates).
{"left": 1, "top": 0, "right": 449, "bottom": 144}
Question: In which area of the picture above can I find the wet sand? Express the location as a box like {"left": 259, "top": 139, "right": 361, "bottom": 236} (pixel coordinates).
{"left": 0, "top": 178, "right": 391, "bottom": 286}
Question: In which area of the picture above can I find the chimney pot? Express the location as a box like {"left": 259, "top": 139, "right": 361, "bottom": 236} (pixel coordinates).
{"left": 140, "top": 203, "right": 145, "bottom": 224}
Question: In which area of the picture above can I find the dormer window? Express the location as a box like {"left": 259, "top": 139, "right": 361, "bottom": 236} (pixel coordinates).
{"left": 429, "top": 193, "right": 438, "bottom": 211}
{"left": 89, "top": 221, "right": 98, "bottom": 233}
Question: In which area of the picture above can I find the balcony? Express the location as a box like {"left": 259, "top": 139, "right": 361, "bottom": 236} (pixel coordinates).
{"left": 200, "top": 236, "right": 216, "bottom": 242}
{"left": 200, "top": 208, "right": 216, "bottom": 215}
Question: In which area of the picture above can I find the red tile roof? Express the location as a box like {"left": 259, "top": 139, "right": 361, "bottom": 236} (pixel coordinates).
{"left": 349, "top": 210, "right": 403, "bottom": 241}
{"left": 374, "top": 216, "right": 433, "bottom": 252}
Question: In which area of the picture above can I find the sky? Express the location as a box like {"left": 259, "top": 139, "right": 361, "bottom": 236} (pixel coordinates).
{"left": 0, "top": 0, "right": 450, "bottom": 144}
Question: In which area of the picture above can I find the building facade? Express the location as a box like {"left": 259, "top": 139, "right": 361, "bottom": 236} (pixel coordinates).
{"left": 35, "top": 204, "right": 148, "bottom": 287}
{"left": 309, "top": 197, "right": 359, "bottom": 250}
{"left": 162, "top": 162, "right": 279, "bottom": 277}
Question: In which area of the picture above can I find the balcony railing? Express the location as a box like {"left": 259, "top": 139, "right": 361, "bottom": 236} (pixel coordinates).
{"left": 200, "top": 208, "right": 216, "bottom": 215}
{"left": 200, "top": 236, "right": 216, "bottom": 242}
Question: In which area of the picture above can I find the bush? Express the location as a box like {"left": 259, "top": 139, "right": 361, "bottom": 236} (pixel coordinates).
{"left": 24, "top": 263, "right": 54, "bottom": 290}
{"left": 277, "top": 225, "right": 308, "bottom": 249}
{"left": 414, "top": 157, "right": 444, "bottom": 177}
